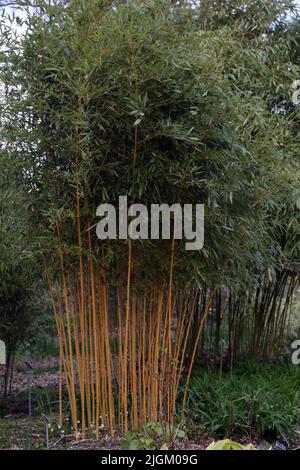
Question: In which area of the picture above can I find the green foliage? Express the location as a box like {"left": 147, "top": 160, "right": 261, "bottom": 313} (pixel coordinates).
{"left": 21, "top": 312, "right": 58, "bottom": 358}
{"left": 184, "top": 363, "right": 300, "bottom": 439}
{"left": 0, "top": 153, "right": 45, "bottom": 395}
{"left": 1, "top": 0, "right": 299, "bottom": 290}
{"left": 121, "top": 421, "right": 185, "bottom": 450}
{"left": 197, "top": 0, "right": 297, "bottom": 32}
{"left": 206, "top": 439, "right": 254, "bottom": 450}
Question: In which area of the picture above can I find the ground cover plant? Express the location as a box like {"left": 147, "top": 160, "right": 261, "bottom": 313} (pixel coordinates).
{"left": 184, "top": 362, "right": 300, "bottom": 440}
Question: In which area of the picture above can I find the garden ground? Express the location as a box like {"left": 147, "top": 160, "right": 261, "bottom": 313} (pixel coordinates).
{"left": 1, "top": 357, "right": 299, "bottom": 451}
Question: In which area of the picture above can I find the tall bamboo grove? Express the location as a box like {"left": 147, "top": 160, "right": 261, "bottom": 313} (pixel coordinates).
{"left": 1, "top": 0, "right": 299, "bottom": 434}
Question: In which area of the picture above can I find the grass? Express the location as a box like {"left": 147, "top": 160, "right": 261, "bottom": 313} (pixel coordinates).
{"left": 0, "top": 417, "right": 48, "bottom": 450}
{"left": 183, "top": 361, "right": 300, "bottom": 440}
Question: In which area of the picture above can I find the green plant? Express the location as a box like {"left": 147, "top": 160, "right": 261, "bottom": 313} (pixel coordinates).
{"left": 206, "top": 439, "right": 254, "bottom": 450}
{"left": 183, "top": 362, "right": 300, "bottom": 439}
{"left": 1, "top": 0, "right": 299, "bottom": 434}
{"left": 121, "top": 421, "right": 185, "bottom": 450}
{"left": 0, "top": 154, "right": 44, "bottom": 397}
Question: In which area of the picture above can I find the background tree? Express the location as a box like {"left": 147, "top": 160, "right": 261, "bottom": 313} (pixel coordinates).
{"left": 0, "top": 152, "right": 43, "bottom": 397}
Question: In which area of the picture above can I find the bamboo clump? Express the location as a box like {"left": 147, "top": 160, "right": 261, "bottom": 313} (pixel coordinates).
{"left": 47, "top": 232, "right": 211, "bottom": 435}
{"left": 47, "top": 243, "right": 298, "bottom": 436}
